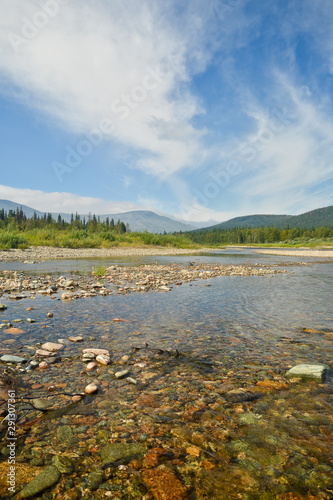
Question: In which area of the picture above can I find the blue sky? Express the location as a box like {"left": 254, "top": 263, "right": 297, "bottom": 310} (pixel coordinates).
{"left": 0, "top": 0, "right": 332, "bottom": 224}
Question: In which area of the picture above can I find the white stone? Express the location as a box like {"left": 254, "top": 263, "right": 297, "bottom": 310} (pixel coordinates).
{"left": 86, "top": 362, "right": 97, "bottom": 371}
{"left": 82, "top": 348, "right": 110, "bottom": 356}
{"left": 285, "top": 363, "right": 329, "bottom": 382}
{"left": 96, "top": 354, "right": 111, "bottom": 365}
{"left": 115, "top": 370, "right": 129, "bottom": 379}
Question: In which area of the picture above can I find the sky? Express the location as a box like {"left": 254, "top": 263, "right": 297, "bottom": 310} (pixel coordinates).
{"left": 0, "top": 0, "right": 332, "bottom": 224}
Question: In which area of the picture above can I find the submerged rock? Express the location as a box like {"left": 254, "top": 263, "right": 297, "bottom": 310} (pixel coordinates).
{"left": 0, "top": 354, "right": 27, "bottom": 363}
{"left": 20, "top": 465, "right": 60, "bottom": 498}
{"left": 68, "top": 336, "right": 84, "bottom": 342}
{"left": 57, "top": 425, "right": 74, "bottom": 442}
{"left": 285, "top": 363, "right": 329, "bottom": 382}
{"left": 142, "top": 469, "right": 190, "bottom": 500}
{"left": 86, "top": 468, "right": 105, "bottom": 490}
{"left": 0, "top": 303, "right": 7, "bottom": 310}
{"left": 52, "top": 455, "right": 74, "bottom": 474}
{"left": 101, "top": 442, "right": 146, "bottom": 463}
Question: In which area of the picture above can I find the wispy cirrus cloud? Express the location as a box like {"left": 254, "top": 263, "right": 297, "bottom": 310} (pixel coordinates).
{"left": 0, "top": 0, "right": 214, "bottom": 176}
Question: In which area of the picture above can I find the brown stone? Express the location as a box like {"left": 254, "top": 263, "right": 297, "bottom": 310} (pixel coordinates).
{"left": 39, "top": 361, "right": 49, "bottom": 369}
{"left": 142, "top": 469, "right": 189, "bottom": 500}
{"left": 41, "top": 342, "right": 63, "bottom": 352}
{"left": 5, "top": 327, "right": 25, "bottom": 334}
{"left": 84, "top": 383, "right": 98, "bottom": 394}
{"left": 256, "top": 379, "right": 289, "bottom": 391}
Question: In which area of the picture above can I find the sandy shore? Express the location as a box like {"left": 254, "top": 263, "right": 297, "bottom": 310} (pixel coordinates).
{"left": 0, "top": 245, "right": 212, "bottom": 262}
{"left": 254, "top": 248, "right": 333, "bottom": 258}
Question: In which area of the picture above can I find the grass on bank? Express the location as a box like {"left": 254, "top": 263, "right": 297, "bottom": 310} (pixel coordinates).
{"left": 212, "top": 238, "right": 333, "bottom": 248}
{"left": 0, "top": 228, "right": 199, "bottom": 250}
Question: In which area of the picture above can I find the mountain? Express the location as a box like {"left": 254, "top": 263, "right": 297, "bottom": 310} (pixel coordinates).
{"left": 197, "top": 206, "right": 333, "bottom": 231}
{"left": 0, "top": 200, "right": 195, "bottom": 233}
{"left": 93, "top": 210, "right": 195, "bottom": 233}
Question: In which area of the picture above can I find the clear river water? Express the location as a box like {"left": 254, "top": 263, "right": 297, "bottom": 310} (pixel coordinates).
{"left": 0, "top": 248, "right": 332, "bottom": 499}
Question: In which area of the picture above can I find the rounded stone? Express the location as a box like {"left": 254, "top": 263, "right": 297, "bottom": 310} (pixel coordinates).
{"left": 86, "top": 362, "right": 97, "bottom": 371}
{"left": 84, "top": 383, "right": 98, "bottom": 394}
{"left": 72, "top": 395, "right": 83, "bottom": 402}
{"left": 39, "top": 361, "right": 49, "bottom": 369}
{"left": 96, "top": 354, "right": 111, "bottom": 365}
{"left": 20, "top": 465, "right": 60, "bottom": 498}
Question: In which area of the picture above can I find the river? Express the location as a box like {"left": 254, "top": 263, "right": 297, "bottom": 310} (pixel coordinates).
{"left": 0, "top": 248, "right": 332, "bottom": 499}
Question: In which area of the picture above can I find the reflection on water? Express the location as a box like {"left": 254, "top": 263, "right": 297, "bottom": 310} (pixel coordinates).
{"left": 0, "top": 250, "right": 332, "bottom": 499}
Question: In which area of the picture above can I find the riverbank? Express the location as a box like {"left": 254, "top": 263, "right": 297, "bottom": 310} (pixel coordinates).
{"left": 0, "top": 245, "right": 212, "bottom": 263}
{"left": 254, "top": 248, "right": 333, "bottom": 258}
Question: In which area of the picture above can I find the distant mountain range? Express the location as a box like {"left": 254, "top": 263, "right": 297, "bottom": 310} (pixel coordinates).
{"left": 1, "top": 199, "right": 332, "bottom": 233}
{"left": 200, "top": 206, "right": 333, "bottom": 231}
{"left": 0, "top": 199, "right": 196, "bottom": 233}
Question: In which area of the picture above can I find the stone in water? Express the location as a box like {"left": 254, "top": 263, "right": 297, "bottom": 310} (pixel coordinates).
{"left": 285, "top": 363, "right": 329, "bottom": 382}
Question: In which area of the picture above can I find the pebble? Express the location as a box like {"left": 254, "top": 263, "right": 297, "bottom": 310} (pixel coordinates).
{"left": 115, "top": 369, "right": 129, "bottom": 379}
{"left": 96, "top": 354, "right": 111, "bottom": 365}
{"left": 68, "top": 336, "right": 84, "bottom": 342}
{"left": 39, "top": 361, "right": 49, "bottom": 369}
{"left": 121, "top": 355, "right": 130, "bottom": 362}
{"left": 72, "top": 395, "right": 83, "bottom": 402}
{"left": 82, "top": 348, "right": 110, "bottom": 356}
{"left": 41, "top": 342, "right": 63, "bottom": 352}
{"left": 47, "top": 312, "right": 53, "bottom": 318}
{"left": 127, "top": 377, "right": 138, "bottom": 385}
{"left": 0, "top": 303, "right": 7, "bottom": 310}
{"left": 27, "top": 318, "right": 36, "bottom": 323}
{"left": 5, "top": 327, "right": 24, "bottom": 334}
{"left": 61, "top": 292, "right": 72, "bottom": 300}
{"left": 101, "top": 442, "right": 146, "bottom": 463}
{"left": 86, "top": 362, "right": 97, "bottom": 371}
{"left": 82, "top": 352, "right": 95, "bottom": 359}
{"left": 0, "top": 354, "right": 27, "bottom": 363}
{"left": 35, "top": 349, "right": 57, "bottom": 357}
{"left": 84, "top": 383, "right": 98, "bottom": 394}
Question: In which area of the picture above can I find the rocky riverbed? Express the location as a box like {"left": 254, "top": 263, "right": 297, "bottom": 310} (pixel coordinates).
{"left": 0, "top": 262, "right": 287, "bottom": 302}
{"left": 0, "top": 246, "right": 211, "bottom": 263}
{"left": 0, "top": 260, "right": 332, "bottom": 499}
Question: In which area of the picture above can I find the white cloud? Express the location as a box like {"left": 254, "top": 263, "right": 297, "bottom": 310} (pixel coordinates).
{"left": 0, "top": 184, "right": 150, "bottom": 214}
{"left": 231, "top": 76, "right": 333, "bottom": 214}
{"left": 0, "top": 0, "right": 212, "bottom": 176}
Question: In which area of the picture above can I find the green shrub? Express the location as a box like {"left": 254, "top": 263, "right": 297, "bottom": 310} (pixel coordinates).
{"left": 0, "top": 232, "right": 29, "bottom": 249}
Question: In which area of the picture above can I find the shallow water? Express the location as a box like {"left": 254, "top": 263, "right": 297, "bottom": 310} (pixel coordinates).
{"left": 0, "top": 249, "right": 332, "bottom": 499}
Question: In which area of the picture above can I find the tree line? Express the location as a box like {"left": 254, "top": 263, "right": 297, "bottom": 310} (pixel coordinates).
{"left": 0, "top": 208, "right": 127, "bottom": 234}
{"left": 184, "top": 225, "right": 333, "bottom": 245}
